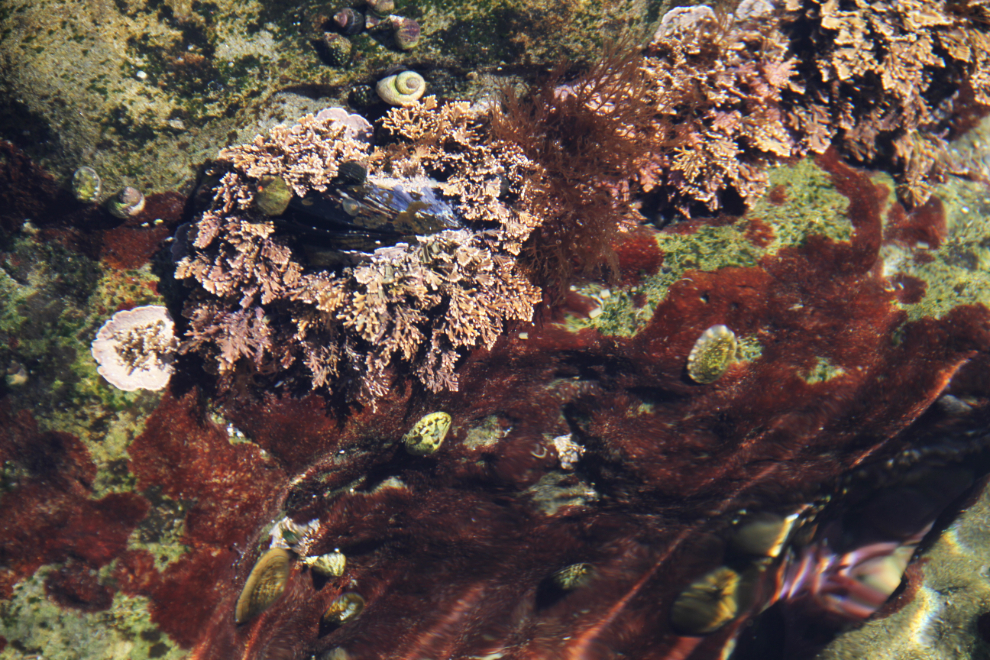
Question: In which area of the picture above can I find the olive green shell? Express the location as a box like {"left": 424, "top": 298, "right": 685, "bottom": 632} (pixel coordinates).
{"left": 729, "top": 512, "right": 795, "bottom": 559}
{"left": 254, "top": 176, "right": 293, "bottom": 216}
{"left": 687, "top": 325, "right": 738, "bottom": 384}
{"left": 72, "top": 167, "right": 101, "bottom": 203}
{"left": 403, "top": 411, "right": 452, "bottom": 456}
{"left": 670, "top": 566, "right": 740, "bottom": 635}
{"left": 234, "top": 547, "right": 291, "bottom": 624}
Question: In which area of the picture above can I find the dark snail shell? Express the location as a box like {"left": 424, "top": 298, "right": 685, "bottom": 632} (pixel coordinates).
{"left": 334, "top": 8, "right": 365, "bottom": 35}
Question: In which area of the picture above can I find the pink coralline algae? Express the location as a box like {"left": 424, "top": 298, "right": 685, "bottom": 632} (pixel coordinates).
{"left": 175, "top": 101, "right": 543, "bottom": 402}
{"left": 91, "top": 305, "right": 177, "bottom": 392}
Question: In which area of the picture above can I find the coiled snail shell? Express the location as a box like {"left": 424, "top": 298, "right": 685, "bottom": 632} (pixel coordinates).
{"left": 376, "top": 71, "right": 426, "bottom": 107}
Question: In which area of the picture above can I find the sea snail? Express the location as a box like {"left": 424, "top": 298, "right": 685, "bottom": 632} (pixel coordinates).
{"left": 376, "top": 71, "right": 426, "bottom": 107}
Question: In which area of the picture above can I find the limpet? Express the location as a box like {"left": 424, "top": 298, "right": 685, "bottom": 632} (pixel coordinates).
{"left": 323, "top": 592, "right": 365, "bottom": 624}
{"left": 303, "top": 550, "right": 347, "bottom": 577}
{"left": 551, "top": 562, "right": 595, "bottom": 590}
{"left": 669, "top": 566, "right": 740, "bottom": 635}
{"left": 403, "top": 411, "right": 452, "bottom": 456}
{"left": 235, "top": 547, "right": 291, "bottom": 624}
{"left": 687, "top": 324, "right": 737, "bottom": 384}
{"left": 72, "top": 166, "right": 101, "bottom": 203}
{"left": 254, "top": 176, "right": 292, "bottom": 216}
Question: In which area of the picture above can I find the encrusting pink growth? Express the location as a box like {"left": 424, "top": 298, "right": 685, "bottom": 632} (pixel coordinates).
{"left": 91, "top": 305, "right": 176, "bottom": 391}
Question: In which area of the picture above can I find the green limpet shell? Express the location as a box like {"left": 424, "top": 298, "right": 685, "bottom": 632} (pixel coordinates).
{"left": 255, "top": 176, "right": 293, "bottom": 216}
{"left": 303, "top": 551, "right": 347, "bottom": 577}
{"left": 551, "top": 562, "right": 595, "bottom": 590}
{"left": 670, "top": 566, "right": 740, "bottom": 635}
{"left": 234, "top": 548, "right": 291, "bottom": 624}
{"left": 729, "top": 512, "right": 796, "bottom": 559}
{"left": 403, "top": 411, "right": 452, "bottom": 456}
{"left": 687, "top": 324, "right": 738, "bottom": 384}
{"left": 376, "top": 71, "right": 426, "bottom": 107}
{"left": 72, "top": 166, "right": 101, "bottom": 203}
{"left": 323, "top": 592, "right": 365, "bottom": 624}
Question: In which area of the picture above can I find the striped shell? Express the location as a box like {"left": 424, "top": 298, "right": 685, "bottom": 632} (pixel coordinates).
{"left": 376, "top": 71, "right": 426, "bottom": 107}
{"left": 687, "top": 325, "right": 737, "bottom": 384}
{"left": 234, "top": 548, "right": 291, "bottom": 624}
{"left": 391, "top": 17, "right": 421, "bottom": 50}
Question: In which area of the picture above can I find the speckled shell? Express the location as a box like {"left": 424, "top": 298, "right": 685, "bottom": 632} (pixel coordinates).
{"left": 254, "top": 176, "right": 293, "bottom": 216}
{"left": 551, "top": 563, "right": 594, "bottom": 590}
{"left": 687, "top": 324, "right": 737, "bottom": 384}
{"left": 323, "top": 592, "right": 365, "bottom": 624}
{"left": 107, "top": 186, "right": 146, "bottom": 219}
{"left": 376, "top": 71, "right": 426, "bottom": 107}
{"left": 670, "top": 566, "right": 740, "bottom": 635}
{"left": 235, "top": 548, "right": 291, "bottom": 624}
{"left": 303, "top": 550, "right": 347, "bottom": 577}
{"left": 321, "top": 32, "right": 353, "bottom": 67}
{"left": 403, "top": 411, "right": 452, "bottom": 456}
{"left": 72, "top": 166, "right": 101, "bottom": 203}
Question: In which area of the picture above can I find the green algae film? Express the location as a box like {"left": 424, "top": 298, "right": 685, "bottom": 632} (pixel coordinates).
{"left": 568, "top": 158, "right": 854, "bottom": 337}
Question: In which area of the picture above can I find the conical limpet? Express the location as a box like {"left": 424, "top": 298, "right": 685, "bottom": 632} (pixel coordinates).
{"left": 728, "top": 512, "right": 797, "bottom": 559}
{"left": 551, "top": 562, "right": 595, "bottom": 590}
{"left": 323, "top": 592, "right": 365, "bottom": 625}
{"left": 376, "top": 71, "right": 426, "bottom": 107}
{"left": 303, "top": 550, "right": 347, "bottom": 577}
{"left": 234, "top": 547, "right": 291, "bottom": 624}
{"left": 670, "top": 566, "right": 740, "bottom": 635}
{"left": 687, "top": 325, "right": 737, "bottom": 384}
{"left": 403, "top": 411, "right": 451, "bottom": 456}
{"left": 254, "top": 175, "right": 292, "bottom": 216}
{"left": 72, "top": 167, "right": 101, "bottom": 203}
